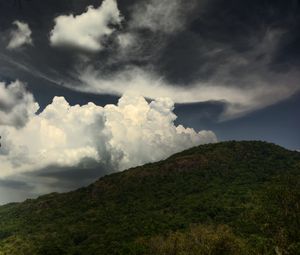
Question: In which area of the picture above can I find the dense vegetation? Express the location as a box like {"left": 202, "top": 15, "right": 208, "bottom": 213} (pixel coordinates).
{"left": 0, "top": 141, "right": 299, "bottom": 255}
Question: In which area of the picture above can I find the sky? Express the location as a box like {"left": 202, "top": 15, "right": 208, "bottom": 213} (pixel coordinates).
{"left": 0, "top": 0, "right": 299, "bottom": 204}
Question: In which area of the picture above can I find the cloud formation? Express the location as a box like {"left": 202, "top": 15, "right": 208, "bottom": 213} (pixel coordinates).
{"left": 78, "top": 63, "right": 300, "bottom": 119}
{"left": 129, "top": 0, "right": 195, "bottom": 34}
{"left": 50, "top": 0, "right": 122, "bottom": 51}
{"left": 7, "top": 21, "right": 32, "bottom": 50}
{"left": 0, "top": 82, "right": 216, "bottom": 192}
{"left": 46, "top": 1, "right": 300, "bottom": 120}
{"left": 0, "top": 81, "right": 38, "bottom": 127}
{"left": 3, "top": 1, "right": 298, "bottom": 121}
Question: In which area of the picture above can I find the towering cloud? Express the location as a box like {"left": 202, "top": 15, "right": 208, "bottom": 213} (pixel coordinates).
{"left": 0, "top": 82, "right": 216, "bottom": 181}
{"left": 7, "top": 21, "right": 32, "bottom": 50}
{"left": 50, "top": 0, "right": 122, "bottom": 51}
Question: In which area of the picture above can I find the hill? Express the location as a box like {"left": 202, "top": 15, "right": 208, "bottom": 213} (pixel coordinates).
{"left": 0, "top": 141, "right": 299, "bottom": 255}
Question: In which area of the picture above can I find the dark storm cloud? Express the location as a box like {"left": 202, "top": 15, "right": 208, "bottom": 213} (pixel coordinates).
{"left": 29, "top": 159, "right": 112, "bottom": 190}
{"left": 0, "top": 160, "right": 109, "bottom": 204}
{"left": 0, "top": 178, "right": 33, "bottom": 190}
{"left": 0, "top": 177, "right": 35, "bottom": 204}
{"left": 0, "top": 158, "right": 112, "bottom": 204}
{"left": 37, "top": 166, "right": 105, "bottom": 182}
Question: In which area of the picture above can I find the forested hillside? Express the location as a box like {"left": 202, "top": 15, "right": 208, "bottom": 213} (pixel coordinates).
{"left": 0, "top": 141, "right": 299, "bottom": 255}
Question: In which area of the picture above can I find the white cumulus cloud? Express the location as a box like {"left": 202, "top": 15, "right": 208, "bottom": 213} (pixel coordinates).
{"left": 7, "top": 21, "right": 33, "bottom": 50}
{"left": 50, "top": 0, "right": 123, "bottom": 52}
{"left": 0, "top": 84, "right": 217, "bottom": 180}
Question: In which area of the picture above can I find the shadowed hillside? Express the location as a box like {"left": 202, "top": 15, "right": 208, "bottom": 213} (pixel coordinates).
{"left": 0, "top": 141, "right": 299, "bottom": 255}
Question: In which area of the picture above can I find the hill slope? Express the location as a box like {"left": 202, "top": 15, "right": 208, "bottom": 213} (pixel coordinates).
{"left": 0, "top": 141, "right": 299, "bottom": 255}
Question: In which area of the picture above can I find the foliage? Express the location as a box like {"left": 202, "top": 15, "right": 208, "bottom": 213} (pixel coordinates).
{"left": 139, "top": 224, "right": 246, "bottom": 255}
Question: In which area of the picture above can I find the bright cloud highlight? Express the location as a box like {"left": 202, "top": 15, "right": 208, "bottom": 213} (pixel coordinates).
{"left": 50, "top": 0, "right": 122, "bottom": 51}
